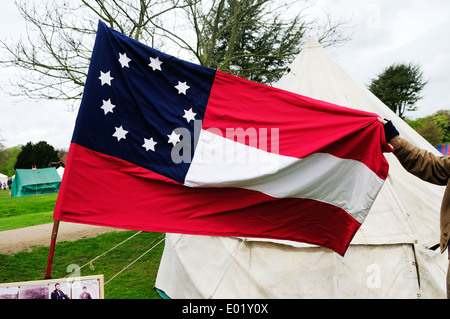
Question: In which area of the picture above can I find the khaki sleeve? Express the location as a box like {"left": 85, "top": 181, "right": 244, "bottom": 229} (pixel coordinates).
{"left": 394, "top": 139, "right": 450, "bottom": 186}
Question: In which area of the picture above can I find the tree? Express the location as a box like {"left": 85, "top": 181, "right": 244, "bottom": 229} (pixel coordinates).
{"left": 433, "top": 109, "right": 450, "bottom": 144}
{"left": 0, "top": 0, "right": 185, "bottom": 109}
{"left": 0, "top": 145, "right": 22, "bottom": 177}
{"left": 168, "top": 0, "right": 350, "bottom": 84}
{"left": 416, "top": 120, "right": 444, "bottom": 146}
{"left": 368, "top": 63, "right": 427, "bottom": 118}
{"left": 0, "top": 0, "right": 350, "bottom": 109}
{"left": 406, "top": 109, "right": 450, "bottom": 146}
{"left": 14, "top": 141, "right": 60, "bottom": 170}
{"left": 0, "top": 143, "right": 9, "bottom": 175}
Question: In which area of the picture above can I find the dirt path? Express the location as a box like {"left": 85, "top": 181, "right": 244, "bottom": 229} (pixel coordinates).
{"left": 0, "top": 222, "right": 125, "bottom": 255}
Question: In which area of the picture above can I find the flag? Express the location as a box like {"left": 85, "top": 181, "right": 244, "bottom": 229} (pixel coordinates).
{"left": 436, "top": 144, "right": 449, "bottom": 155}
{"left": 54, "top": 21, "right": 391, "bottom": 256}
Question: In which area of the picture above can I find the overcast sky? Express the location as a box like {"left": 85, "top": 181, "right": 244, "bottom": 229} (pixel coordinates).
{"left": 0, "top": 0, "right": 449, "bottom": 150}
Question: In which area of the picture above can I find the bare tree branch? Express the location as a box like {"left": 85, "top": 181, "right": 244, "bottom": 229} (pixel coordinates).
{"left": 0, "top": 0, "right": 352, "bottom": 109}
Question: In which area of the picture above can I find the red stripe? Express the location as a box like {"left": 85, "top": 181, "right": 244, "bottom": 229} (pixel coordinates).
{"left": 54, "top": 143, "right": 361, "bottom": 255}
{"left": 203, "top": 71, "right": 391, "bottom": 179}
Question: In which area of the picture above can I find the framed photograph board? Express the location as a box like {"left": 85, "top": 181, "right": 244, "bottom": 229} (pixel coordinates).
{"left": 0, "top": 275, "right": 104, "bottom": 299}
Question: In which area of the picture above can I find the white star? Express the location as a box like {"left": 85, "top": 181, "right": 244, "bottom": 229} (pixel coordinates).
{"left": 142, "top": 137, "right": 157, "bottom": 152}
{"left": 175, "top": 81, "right": 190, "bottom": 95}
{"left": 113, "top": 126, "right": 128, "bottom": 141}
{"left": 100, "top": 98, "right": 116, "bottom": 115}
{"left": 183, "top": 108, "right": 197, "bottom": 123}
{"left": 118, "top": 52, "right": 131, "bottom": 68}
{"left": 149, "top": 57, "right": 163, "bottom": 71}
{"left": 99, "top": 71, "right": 114, "bottom": 86}
{"left": 167, "top": 131, "right": 181, "bottom": 146}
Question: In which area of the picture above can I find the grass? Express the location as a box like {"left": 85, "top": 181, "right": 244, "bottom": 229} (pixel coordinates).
{"left": 0, "top": 190, "right": 57, "bottom": 231}
{"left": 0, "top": 230, "right": 165, "bottom": 299}
{"left": 0, "top": 211, "right": 54, "bottom": 231}
{"left": 0, "top": 190, "right": 165, "bottom": 299}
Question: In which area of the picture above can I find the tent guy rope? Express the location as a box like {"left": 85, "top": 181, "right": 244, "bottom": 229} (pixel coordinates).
{"left": 209, "top": 238, "right": 246, "bottom": 299}
{"left": 104, "top": 235, "right": 165, "bottom": 285}
{"left": 45, "top": 221, "right": 166, "bottom": 288}
{"left": 45, "top": 220, "right": 143, "bottom": 279}
{"left": 63, "top": 230, "right": 143, "bottom": 279}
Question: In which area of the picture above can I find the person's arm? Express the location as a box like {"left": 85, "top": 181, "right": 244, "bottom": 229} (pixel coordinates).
{"left": 394, "top": 139, "right": 449, "bottom": 186}
{"left": 379, "top": 117, "right": 450, "bottom": 185}
{"left": 388, "top": 135, "right": 402, "bottom": 150}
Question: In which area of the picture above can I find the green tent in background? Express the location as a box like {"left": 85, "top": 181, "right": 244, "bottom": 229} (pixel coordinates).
{"left": 11, "top": 168, "right": 61, "bottom": 197}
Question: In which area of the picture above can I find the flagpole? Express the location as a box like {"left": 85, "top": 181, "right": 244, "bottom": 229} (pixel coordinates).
{"left": 45, "top": 220, "right": 60, "bottom": 279}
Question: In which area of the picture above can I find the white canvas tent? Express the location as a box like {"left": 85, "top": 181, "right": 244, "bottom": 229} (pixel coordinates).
{"left": 0, "top": 173, "right": 7, "bottom": 184}
{"left": 155, "top": 37, "right": 448, "bottom": 298}
{"left": 57, "top": 167, "right": 65, "bottom": 179}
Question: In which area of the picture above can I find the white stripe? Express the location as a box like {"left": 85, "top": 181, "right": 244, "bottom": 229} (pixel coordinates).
{"left": 185, "top": 130, "right": 385, "bottom": 223}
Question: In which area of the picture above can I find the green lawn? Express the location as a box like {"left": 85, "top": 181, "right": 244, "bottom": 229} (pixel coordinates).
{"left": 0, "top": 190, "right": 165, "bottom": 299}
{"left": 0, "top": 211, "right": 54, "bottom": 231}
{"left": 0, "top": 190, "right": 57, "bottom": 230}
{"left": 0, "top": 230, "right": 165, "bottom": 299}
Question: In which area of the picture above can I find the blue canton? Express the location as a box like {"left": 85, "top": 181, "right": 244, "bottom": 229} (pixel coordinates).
{"left": 72, "top": 21, "right": 216, "bottom": 184}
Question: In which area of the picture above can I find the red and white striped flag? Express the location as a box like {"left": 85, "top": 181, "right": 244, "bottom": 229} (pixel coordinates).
{"left": 54, "top": 21, "right": 391, "bottom": 256}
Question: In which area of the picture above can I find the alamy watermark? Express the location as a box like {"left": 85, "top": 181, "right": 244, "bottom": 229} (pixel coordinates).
{"left": 366, "top": 263, "right": 381, "bottom": 289}
{"left": 170, "top": 120, "right": 281, "bottom": 173}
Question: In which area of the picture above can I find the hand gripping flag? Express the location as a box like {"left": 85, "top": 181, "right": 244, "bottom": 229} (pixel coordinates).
{"left": 54, "top": 21, "right": 391, "bottom": 256}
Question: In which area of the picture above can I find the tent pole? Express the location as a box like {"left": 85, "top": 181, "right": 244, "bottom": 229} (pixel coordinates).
{"left": 45, "top": 220, "right": 60, "bottom": 279}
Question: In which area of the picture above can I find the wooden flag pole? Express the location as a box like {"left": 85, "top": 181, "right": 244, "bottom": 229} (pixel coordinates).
{"left": 45, "top": 220, "right": 60, "bottom": 279}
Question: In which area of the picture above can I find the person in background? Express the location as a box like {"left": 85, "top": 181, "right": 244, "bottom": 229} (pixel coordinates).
{"left": 379, "top": 117, "right": 450, "bottom": 299}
